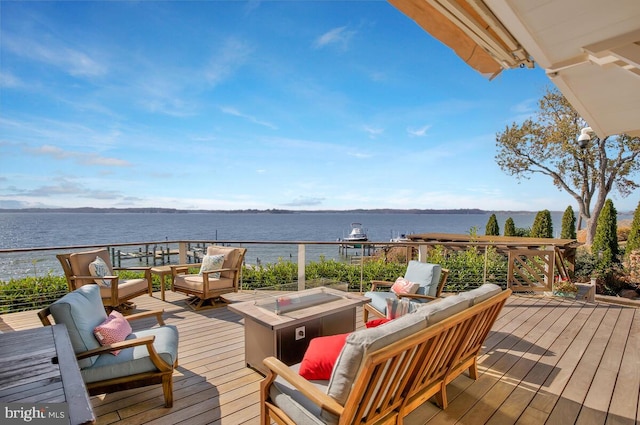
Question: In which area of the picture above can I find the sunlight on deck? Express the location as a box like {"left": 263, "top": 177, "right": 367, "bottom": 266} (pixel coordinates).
{"left": 1, "top": 290, "right": 638, "bottom": 425}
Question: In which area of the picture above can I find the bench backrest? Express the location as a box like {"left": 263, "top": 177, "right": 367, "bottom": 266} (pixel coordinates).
{"left": 337, "top": 286, "right": 511, "bottom": 424}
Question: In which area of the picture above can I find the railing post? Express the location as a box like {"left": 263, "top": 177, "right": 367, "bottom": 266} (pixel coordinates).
{"left": 484, "top": 245, "right": 489, "bottom": 284}
{"left": 178, "top": 242, "right": 187, "bottom": 264}
{"left": 298, "top": 244, "right": 306, "bottom": 291}
{"left": 360, "top": 245, "right": 366, "bottom": 293}
{"left": 418, "top": 245, "right": 428, "bottom": 262}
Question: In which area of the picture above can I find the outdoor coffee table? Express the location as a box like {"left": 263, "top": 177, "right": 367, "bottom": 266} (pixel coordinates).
{"left": 227, "top": 287, "right": 370, "bottom": 375}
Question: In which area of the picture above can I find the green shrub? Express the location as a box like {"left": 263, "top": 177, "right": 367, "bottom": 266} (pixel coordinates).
{"left": 513, "top": 226, "right": 531, "bottom": 237}
{"left": 485, "top": 214, "right": 500, "bottom": 236}
{"left": 625, "top": 200, "right": 640, "bottom": 259}
{"left": 0, "top": 274, "right": 68, "bottom": 314}
{"left": 426, "top": 245, "right": 508, "bottom": 291}
{"left": 561, "top": 205, "right": 577, "bottom": 239}
{"left": 592, "top": 199, "right": 619, "bottom": 265}
{"left": 504, "top": 217, "right": 516, "bottom": 236}
{"left": 531, "top": 209, "right": 553, "bottom": 238}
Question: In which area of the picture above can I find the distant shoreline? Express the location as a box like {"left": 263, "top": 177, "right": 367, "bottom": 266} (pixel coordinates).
{"left": 0, "top": 207, "right": 565, "bottom": 214}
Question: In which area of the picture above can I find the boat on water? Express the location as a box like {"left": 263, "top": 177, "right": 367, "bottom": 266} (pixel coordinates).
{"left": 340, "top": 223, "right": 368, "bottom": 242}
{"left": 390, "top": 232, "right": 411, "bottom": 242}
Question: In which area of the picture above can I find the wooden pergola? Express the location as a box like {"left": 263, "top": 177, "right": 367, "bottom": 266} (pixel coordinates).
{"left": 408, "top": 233, "right": 583, "bottom": 293}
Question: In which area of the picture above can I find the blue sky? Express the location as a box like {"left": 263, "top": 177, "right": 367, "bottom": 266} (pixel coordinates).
{"left": 1, "top": 1, "right": 637, "bottom": 212}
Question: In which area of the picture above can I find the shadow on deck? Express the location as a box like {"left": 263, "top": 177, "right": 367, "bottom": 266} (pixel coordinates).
{"left": 1, "top": 290, "right": 638, "bottom": 425}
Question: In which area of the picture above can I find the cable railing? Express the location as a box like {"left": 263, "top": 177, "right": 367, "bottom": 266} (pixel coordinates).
{"left": 1, "top": 238, "right": 556, "bottom": 314}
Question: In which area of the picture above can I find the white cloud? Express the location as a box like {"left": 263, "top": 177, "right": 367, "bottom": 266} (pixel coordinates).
{"left": 3, "top": 34, "right": 107, "bottom": 77}
{"left": 363, "top": 125, "right": 384, "bottom": 138}
{"left": 0, "top": 71, "right": 24, "bottom": 88}
{"left": 220, "top": 106, "right": 277, "bottom": 129}
{"left": 282, "top": 196, "right": 325, "bottom": 207}
{"left": 28, "top": 145, "right": 131, "bottom": 167}
{"left": 205, "top": 38, "right": 254, "bottom": 86}
{"left": 314, "top": 26, "right": 356, "bottom": 50}
{"left": 407, "top": 125, "right": 431, "bottom": 137}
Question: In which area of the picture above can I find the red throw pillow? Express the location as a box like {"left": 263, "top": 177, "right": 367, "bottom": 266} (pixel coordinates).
{"left": 299, "top": 333, "right": 350, "bottom": 380}
{"left": 93, "top": 311, "right": 132, "bottom": 355}
{"left": 365, "top": 318, "right": 392, "bottom": 328}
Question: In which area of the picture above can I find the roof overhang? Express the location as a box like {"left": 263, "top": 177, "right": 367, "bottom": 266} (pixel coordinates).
{"left": 389, "top": 0, "right": 640, "bottom": 138}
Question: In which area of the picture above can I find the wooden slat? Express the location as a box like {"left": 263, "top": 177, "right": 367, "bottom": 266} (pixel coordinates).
{"left": 0, "top": 290, "right": 638, "bottom": 425}
{"left": 605, "top": 307, "right": 640, "bottom": 425}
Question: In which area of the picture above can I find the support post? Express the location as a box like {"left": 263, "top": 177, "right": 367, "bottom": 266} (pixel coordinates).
{"left": 298, "top": 244, "right": 306, "bottom": 291}
{"left": 178, "top": 242, "right": 188, "bottom": 264}
{"left": 418, "top": 245, "right": 428, "bottom": 262}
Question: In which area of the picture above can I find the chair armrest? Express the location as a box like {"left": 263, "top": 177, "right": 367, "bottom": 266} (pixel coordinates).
{"left": 113, "top": 266, "right": 151, "bottom": 272}
{"left": 201, "top": 267, "right": 236, "bottom": 278}
{"left": 397, "top": 293, "right": 438, "bottom": 301}
{"left": 262, "top": 357, "right": 344, "bottom": 416}
{"left": 77, "top": 335, "right": 156, "bottom": 359}
{"left": 370, "top": 280, "right": 393, "bottom": 291}
{"left": 171, "top": 264, "right": 200, "bottom": 276}
{"left": 125, "top": 309, "right": 165, "bottom": 326}
{"left": 77, "top": 335, "right": 173, "bottom": 372}
{"left": 72, "top": 274, "right": 117, "bottom": 282}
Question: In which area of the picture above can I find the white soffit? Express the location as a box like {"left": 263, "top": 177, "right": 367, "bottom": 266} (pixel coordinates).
{"left": 484, "top": 0, "right": 640, "bottom": 137}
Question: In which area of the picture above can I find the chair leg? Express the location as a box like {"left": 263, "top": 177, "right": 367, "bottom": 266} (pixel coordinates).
{"left": 162, "top": 375, "right": 173, "bottom": 408}
{"left": 434, "top": 384, "right": 448, "bottom": 409}
{"left": 468, "top": 359, "right": 479, "bottom": 380}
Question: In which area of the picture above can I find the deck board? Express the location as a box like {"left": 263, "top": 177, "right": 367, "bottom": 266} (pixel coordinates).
{"left": 0, "top": 290, "right": 638, "bottom": 425}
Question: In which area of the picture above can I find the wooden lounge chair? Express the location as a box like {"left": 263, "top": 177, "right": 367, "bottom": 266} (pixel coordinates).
{"left": 171, "top": 245, "right": 246, "bottom": 310}
{"left": 38, "top": 284, "right": 179, "bottom": 407}
{"left": 363, "top": 261, "right": 449, "bottom": 322}
{"left": 57, "top": 248, "right": 152, "bottom": 312}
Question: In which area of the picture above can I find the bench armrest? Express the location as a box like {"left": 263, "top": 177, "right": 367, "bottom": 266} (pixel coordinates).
{"left": 262, "top": 356, "right": 344, "bottom": 416}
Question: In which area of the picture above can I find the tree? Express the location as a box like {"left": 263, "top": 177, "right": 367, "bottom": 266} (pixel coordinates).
{"left": 504, "top": 217, "right": 516, "bottom": 236}
{"left": 561, "top": 206, "right": 576, "bottom": 239}
{"left": 592, "top": 199, "right": 619, "bottom": 266}
{"left": 485, "top": 214, "right": 500, "bottom": 236}
{"left": 531, "top": 209, "right": 553, "bottom": 238}
{"left": 495, "top": 87, "right": 640, "bottom": 246}
{"left": 625, "top": 200, "right": 640, "bottom": 259}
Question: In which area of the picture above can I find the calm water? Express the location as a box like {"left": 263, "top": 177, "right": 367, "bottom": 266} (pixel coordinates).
{"left": 0, "top": 210, "right": 600, "bottom": 281}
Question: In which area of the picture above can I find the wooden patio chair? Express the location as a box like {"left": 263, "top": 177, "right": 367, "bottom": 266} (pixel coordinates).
{"left": 38, "top": 284, "right": 179, "bottom": 407}
{"left": 57, "top": 248, "right": 152, "bottom": 312}
{"left": 171, "top": 245, "right": 246, "bottom": 310}
{"left": 363, "top": 261, "right": 449, "bottom": 322}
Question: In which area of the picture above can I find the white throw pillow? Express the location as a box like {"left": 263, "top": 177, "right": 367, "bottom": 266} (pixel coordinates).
{"left": 88, "top": 256, "right": 112, "bottom": 287}
{"left": 385, "top": 298, "right": 418, "bottom": 319}
{"left": 390, "top": 277, "right": 420, "bottom": 295}
{"left": 199, "top": 254, "right": 225, "bottom": 278}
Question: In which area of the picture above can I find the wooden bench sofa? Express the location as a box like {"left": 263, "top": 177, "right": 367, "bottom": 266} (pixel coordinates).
{"left": 260, "top": 284, "right": 512, "bottom": 425}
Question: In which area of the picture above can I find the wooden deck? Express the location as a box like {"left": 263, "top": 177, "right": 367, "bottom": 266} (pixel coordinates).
{"left": 0, "top": 290, "right": 638, "bottom": 425}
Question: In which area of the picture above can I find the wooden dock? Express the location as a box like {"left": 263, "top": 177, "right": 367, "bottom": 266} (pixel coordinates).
{"left": 0, "top": 290, "right": 638, "bottom": 424}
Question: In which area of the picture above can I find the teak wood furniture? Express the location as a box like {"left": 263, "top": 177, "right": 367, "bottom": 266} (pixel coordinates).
{"left": 363, "top": 261, "right": 449, "bottom": 322}
{"left": 38, "top": 285, "right": 179, "bottom": 408}
{"left": 57, "top": 248, "right": 152, "bottom": 311}
{"left": 171, "top": 246, "right": 247, "bottom": 310}
{"left": 0, "top": 325, "right": 96, "bottom": 425}
{"left": 261, "top": 285, "right": 511, "bottom": 425}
